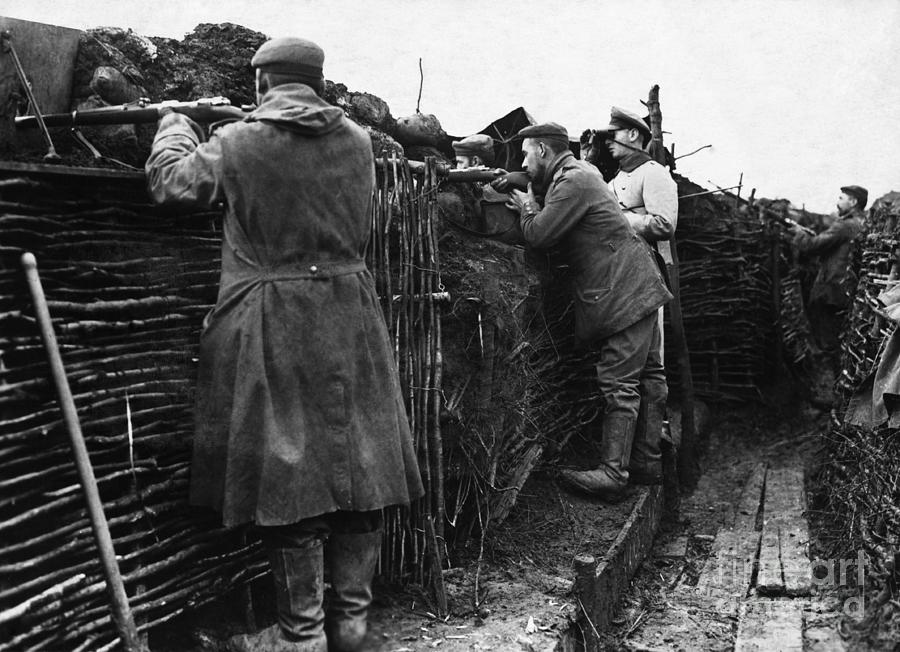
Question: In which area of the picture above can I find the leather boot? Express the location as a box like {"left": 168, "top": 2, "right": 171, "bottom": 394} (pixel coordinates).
{"left": 559, "top": 414, "right": 635, "bottom": 501}
{"left": 229, "top": 541, "right": 327, "bottom": 652}
{"left": 630, "top": 397, "right": 664, "bottom": 485}
{"left": 325, "top": 530, "right": 382, "bottom": 652}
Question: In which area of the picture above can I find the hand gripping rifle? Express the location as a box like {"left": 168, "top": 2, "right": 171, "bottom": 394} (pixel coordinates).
{"left": 758, "top": 205, "right": 815, "bottom": 236}
{"left": 15, "top": 96, "right": 253, "bottom": 130}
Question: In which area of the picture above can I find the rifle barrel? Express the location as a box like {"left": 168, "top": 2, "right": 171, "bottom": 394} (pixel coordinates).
{"left": 374, "top": 158, "right": 503, "bottom": 182}
{"left": 15, "top": 103, "right": 250, "bottom": 129}
{"left": 446, "top": 169, "right": 503, "bottom": 183}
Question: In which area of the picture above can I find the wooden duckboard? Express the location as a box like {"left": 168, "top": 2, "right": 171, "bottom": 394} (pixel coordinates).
{"left": 734, "top": 599, "right": 804, "bottom": 652}
{"left": 756, "top": 467, "right": 811, "bottom": 597}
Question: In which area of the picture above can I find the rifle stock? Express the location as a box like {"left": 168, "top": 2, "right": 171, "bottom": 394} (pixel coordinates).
{"left": 15, "top": 97, "right": 252, "bottom": 129}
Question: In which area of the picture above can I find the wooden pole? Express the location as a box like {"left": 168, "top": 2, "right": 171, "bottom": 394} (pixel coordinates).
{"left": 1, "top": 31, "right": 60, "bottom": 161}
{"left": 646, "top": 85, "right": 700, "bottom": 490}
{"left": 21, "top": 252, "right": 146, "bottom": 652}
{"left": 0, "top": 33, "right": 19, "bottom": 154}
{"left": 771, "top": 205, "right": 785, "bottom": 373}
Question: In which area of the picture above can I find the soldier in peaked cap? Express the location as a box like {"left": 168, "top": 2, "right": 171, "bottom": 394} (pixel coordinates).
{"left": 603, "top": 106, "right": 678, "bottom": 265}
{"left": 792, "top": 184, "right": 868, "bottom": 359}
{"left": 600, "top": 105, "right": 679, "bottom": 487}
{"left": 146, "top": 36, "right": 422, "bottom": 652}
{"left": 505, "top": 122, "right": 672, "bottom": 501}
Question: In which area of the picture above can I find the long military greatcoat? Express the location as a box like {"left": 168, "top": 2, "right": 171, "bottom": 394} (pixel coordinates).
{"left": 146, "top": 84, "right": 423, "bottom": 527}
{"left": 520, "top": 151, "right": 672, "bottom": 343}
{"left": 608, "top": 154, "right": 678, "bottom": 265}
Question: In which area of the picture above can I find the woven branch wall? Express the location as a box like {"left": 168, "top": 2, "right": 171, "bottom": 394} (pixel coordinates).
{"left": 817, "top": 191, "right": 900, "bottom": 575}
{"left": 0, "top": 168, "right": 259, "bottom": 651}
{"left": 367, "top": 158, "right": 444, "bottom": 595}
{"left": 665, "top": 176, "right": 774, "bottom": 400}
{"left": 0, "top": 160, "right": 445, "bottom": 650}
{"left": 0, "top": 158, "right": 810, "bottom": 649}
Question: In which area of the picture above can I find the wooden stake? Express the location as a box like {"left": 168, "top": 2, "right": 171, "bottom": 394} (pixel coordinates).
{"left": 20, "top": 252, "right": 145, "bottom": 652}
{"left": 646, "top": 84, "right": 700, "bottom": 490}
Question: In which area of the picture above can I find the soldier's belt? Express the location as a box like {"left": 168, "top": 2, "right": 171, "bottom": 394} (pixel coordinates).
{"left": 236, "top": 259, "right": 368, "bottom": 281}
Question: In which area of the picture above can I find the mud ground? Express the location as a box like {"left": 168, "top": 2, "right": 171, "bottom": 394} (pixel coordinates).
{"left": 150, "top": 376, "right": 891, "bottom": 651}
{"left": 150, "top": 467, "right": 637, "bottom": 651}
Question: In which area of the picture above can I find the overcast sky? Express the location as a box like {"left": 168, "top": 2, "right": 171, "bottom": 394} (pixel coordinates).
{"left": 5, "top": 0, "right": 899, "bottom": 213}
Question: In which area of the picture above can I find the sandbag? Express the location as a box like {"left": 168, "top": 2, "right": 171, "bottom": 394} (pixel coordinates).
{"left": 363, "top": 125, "right": 404, "bottom": 158}
{"left": 394, "top": 112, "right": 446, "bottom": 147}
{"left": 90, "top": 65, "right": 144, "bottom": 104}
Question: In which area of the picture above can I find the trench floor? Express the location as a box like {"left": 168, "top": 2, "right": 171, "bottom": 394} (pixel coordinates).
{"left": 153, "top": 387, "right": 881, "bottom": 651}
{"left": 151, "top": 467, "right": 638, "bottom": 651}
{"left": 602, "top": 396, "right": 872, "bottom": 652}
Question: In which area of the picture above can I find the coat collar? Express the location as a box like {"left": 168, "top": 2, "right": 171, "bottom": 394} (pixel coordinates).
{"left": 840, "top": 206, "right": 865, "bottom": 221}
{"left": 529, "top": 150, "right": 574, "bottom": 193}
{"left": 247, "top": 83, "right": 343, "bottom": 135}
{"left": 545, "top": 150, "right": 574, "bottom": 184}
{"left": 616, "top": 149, "right": 653, "bottom": 173}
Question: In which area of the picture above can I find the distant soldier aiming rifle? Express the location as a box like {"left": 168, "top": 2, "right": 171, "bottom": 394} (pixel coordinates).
{"left": 791, "top": 185, "right": 867, "bottom": 358}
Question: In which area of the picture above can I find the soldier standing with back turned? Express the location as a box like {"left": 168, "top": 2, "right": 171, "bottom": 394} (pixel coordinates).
{"left": 146, "top": 37, "right": 423, "bottom": 652}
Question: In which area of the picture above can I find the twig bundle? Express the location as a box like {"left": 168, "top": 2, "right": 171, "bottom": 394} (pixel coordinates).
{"left": 367, "top": 157, "right": 447, "bottom": 610}
{"left": 814, "top": 192, "right": 900, "bottom": 596}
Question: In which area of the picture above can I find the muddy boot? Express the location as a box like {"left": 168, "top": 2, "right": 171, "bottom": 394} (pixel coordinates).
{"left": 229, "top": 541, "right": 327, "bottom": 652}
{"left": 325, "top": 530, "right": 382, "bottom": 652}
{"left": 559, "top": 414, "right": 635, "bottom": 501}
{"left": 629, "top": 398, "right": 664, "bottom": 485}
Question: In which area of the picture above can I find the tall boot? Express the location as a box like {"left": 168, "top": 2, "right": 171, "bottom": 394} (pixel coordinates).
{"left": 325, "top": 530, "right": 382, "bottom": 652}
{"left": 229, "top": 541, "right": 327, "bottom": 652}
{"left": 630, "top": 397, "right": 664, "bottom": 485}
{"left": 559, "top": 413, "right": 635, "bottom": 501}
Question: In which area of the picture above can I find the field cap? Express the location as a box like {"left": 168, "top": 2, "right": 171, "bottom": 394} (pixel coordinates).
{"left": 517, "top": 122, "right": 569, "bottom": 144}
{"left": 251, "top": 37, "right": 324, "bottom": 85}
{"left": 841, "top": 185, "right": 868, "bottom": 209}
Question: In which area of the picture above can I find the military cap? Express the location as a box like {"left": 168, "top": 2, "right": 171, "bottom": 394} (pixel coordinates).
{"left": 603, "top": 106, "right": 651, "bottom": 138}
{"left": 452, "top": 134, "right": 494, "bottom": 159}
{"left": 517, "top": 122, "right": 569, "bottom": 144}
{"left": 841, "top": 185, "right": 868, "bottom": 209}
{"left": 251, "top": 37, "right": 324, "bottom": 81}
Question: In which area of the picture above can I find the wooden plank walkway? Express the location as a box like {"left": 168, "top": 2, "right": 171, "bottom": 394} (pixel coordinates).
{"left": 734, "top": 599, "right": 804, "bottom": 651}
{"left": 626, "top": 461, "right": 819, "bottom": 650}
{"left": 734, "top": 462, "right": 767, "bottom": 530}
{"left": 756, "top": 467, "right": 811, "bottom": 597}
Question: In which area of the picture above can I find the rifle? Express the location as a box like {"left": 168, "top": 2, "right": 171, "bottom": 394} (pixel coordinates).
{"left": 15, "top": 97, "right": 253, "bottom": 129}
{"left": 758, "top": 205, "right": 815, "bottom": 235}
{"left": 374, "top": 159, "right": 530, "bottom": 189}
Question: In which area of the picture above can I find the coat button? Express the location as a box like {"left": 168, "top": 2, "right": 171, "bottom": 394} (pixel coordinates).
{"left": 310, "top": 265, "right": 318, "bottom": 274}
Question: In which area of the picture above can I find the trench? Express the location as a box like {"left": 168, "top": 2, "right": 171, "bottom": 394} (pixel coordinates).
{"left": 1, "top": 18, "right": 898, "bottom": 652}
